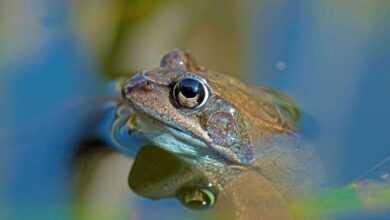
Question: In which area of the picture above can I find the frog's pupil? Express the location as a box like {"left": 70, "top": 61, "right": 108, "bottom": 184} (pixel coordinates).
{"left": 172, "top": 77, "right": 208, "bottom": 109}
{"left": 179, "top": 78, "right": 201, "bottom": 98}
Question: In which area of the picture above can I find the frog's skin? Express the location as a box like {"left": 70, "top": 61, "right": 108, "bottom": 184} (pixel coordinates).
{"left": 118, "top": 49, "right": 300, "bottom": 170}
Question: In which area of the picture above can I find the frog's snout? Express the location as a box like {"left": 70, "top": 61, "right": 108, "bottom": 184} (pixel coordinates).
{"left": 122, "top": 73, "right": 153, "bottom": 99}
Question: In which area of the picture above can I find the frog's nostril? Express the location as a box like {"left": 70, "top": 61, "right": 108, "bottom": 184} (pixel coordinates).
{"left": 122, "top": 73, "right": 149, "bottom": 98}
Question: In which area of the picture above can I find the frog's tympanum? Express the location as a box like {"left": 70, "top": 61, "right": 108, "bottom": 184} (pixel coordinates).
{"left": 111, "top": 49, "right": 321, "bottom": 217}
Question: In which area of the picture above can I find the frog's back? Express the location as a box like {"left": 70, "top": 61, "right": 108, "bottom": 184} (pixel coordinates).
{"left": 197, "top": 70, "right": 300, "bottom": 138}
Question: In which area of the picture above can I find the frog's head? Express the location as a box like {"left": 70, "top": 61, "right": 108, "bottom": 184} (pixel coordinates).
{"left": 121, "top": 49, "right": 254, "bottom": 166}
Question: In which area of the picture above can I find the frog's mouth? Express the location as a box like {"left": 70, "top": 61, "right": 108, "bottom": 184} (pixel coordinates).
{"left": 120, "top": 102, "right": 230, "bottom": 166}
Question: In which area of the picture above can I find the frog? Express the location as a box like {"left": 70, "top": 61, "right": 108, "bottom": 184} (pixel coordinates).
{"left": 108, "top": 49, "right": 324, "bottom": 219}
{"left": 114, "top": 49, "right": 301, "bottom": 172}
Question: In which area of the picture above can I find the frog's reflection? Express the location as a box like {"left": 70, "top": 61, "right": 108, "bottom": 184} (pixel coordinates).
{"left": 128, "top": 144, "right": 218, "bottom": 210}
{"left": 128, "top": 144, "right": 293, "bottom": 219}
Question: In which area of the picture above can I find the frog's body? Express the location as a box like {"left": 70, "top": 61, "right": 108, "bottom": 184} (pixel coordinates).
{"left": 118, "top": 49, "right": 300, "bottom": 170}
{"left": 111, "top": 50, "right": 322, "bottom": 219}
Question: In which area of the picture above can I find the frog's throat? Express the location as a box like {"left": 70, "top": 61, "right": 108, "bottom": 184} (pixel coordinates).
{"left": 132, "top": 110, "right": 226, "bottom": 165}
{"left": 126, "top": 104, "right": 244, "bottom": 167}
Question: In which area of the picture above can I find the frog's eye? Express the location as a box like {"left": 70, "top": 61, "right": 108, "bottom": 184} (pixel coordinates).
{"left": 172, "top": 77, "right": 209, "bottom": 109}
